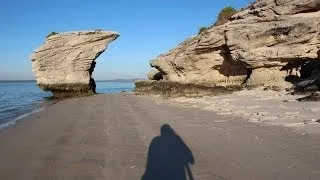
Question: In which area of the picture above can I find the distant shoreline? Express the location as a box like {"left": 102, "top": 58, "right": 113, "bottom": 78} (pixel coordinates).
{"left": 96, "top": 78, "right": 142, "bottom": 82}
{"left": 0, "top": 80, "right": 36, "bottom": 83}
{"left": 0, "top": 79, "right": 142, "bottom": 83}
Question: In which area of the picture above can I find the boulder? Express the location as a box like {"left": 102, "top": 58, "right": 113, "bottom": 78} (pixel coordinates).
{"left": 30, "top": 30, "right": 119, "bottom": 97}
{"left": 147, "top": 0, "right": 320, "bottom": 91}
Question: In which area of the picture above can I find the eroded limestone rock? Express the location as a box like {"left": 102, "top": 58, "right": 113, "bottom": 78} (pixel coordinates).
{"left": 30, "top": 30, "right": 119, "bottom": 97}
{"left": 147, "top": 0, "right": 320, "bottom": 91}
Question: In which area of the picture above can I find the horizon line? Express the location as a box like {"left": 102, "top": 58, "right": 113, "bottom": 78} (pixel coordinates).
{"left": 0, "top": 78, "right": 145, "bottom": 82}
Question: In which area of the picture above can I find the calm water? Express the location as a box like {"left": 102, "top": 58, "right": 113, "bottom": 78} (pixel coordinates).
{"left": 0, "top": 81, "right": 134, "bottom": 129}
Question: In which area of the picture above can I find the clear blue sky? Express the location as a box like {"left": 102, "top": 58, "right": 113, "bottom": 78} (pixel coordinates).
{"left": 0, "top": 0, "right": 249, "bottom": 80}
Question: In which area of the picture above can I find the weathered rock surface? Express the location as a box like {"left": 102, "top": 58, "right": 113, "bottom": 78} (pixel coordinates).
{"left": 31, "top": 30, "right": 119, "bottom": 97}
{"left": 298, "top": 91, "right": 320, "bottom": 101}
{"left": 135, "top": 80, "right": 243, "bottom": 97}
{"left": 146, "top": 0, "right": 320, "bottom": 93}
{"left": 147, "top": 69, "right": 163, "bottom": 81}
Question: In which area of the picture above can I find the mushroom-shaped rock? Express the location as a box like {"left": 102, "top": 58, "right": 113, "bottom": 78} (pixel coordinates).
{"left": 30, "top": 30, "right": 119, "bottom": 97}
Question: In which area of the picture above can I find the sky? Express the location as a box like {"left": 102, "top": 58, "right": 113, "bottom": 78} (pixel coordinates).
{"left": 0, "top": 0, "right": 249, "bottom": 80}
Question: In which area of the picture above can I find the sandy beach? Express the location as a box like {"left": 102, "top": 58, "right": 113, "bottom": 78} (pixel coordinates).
{"left": 1, "top": 0, "right": 320, "bottom": 179}
{"left": 167, "top": 88, "right": 320, "bottom": 133}
{"left": 0, "top": 93, "right": 320, "bottom": 179}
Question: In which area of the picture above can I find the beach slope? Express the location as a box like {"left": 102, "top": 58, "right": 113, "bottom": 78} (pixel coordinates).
{"left": 0, "top": 94, "right": 320, "bottom": 179}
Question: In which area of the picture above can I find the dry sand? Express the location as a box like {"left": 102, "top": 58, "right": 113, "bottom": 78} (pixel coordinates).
{"left": 0, "top": 93, "right": 320, "bottom": 179}
{"left": 167, "top": 88, "right": 320, "bottom": 134}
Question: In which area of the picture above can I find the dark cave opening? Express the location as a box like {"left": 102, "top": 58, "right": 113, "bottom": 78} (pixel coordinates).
{"left": 243, "top": 68, "right": 253, "bottom": 84}
{"left": 154, "top": 71, "right": 164, "bottom": 81}
{"left": 89, "top": 61, "right": 97, "bottom": 93}
{"left": 281, "top": 60, "right": 320, "bottom": 84}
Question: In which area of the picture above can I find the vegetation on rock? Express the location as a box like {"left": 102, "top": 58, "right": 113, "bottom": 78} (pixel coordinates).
{"left": 46, "top": 32, "right": 58, "bottom": 38}
{"left": 214, "top": 6, "right": 237, "bottom": 26}
{"left": 198, "top": 26, "right": 209, "bottom": 34}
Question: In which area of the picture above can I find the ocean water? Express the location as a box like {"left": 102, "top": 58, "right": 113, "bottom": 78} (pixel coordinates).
{"left": 0, "top": 81, "right": 134, "bottom": 129}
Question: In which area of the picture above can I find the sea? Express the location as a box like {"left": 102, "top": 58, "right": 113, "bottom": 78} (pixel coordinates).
{"left": 0, "top": 81, "right": 135, "bottom": 129}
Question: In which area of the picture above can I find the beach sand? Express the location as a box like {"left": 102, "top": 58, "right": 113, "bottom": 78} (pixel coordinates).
{"left": 0, "top": 93, "right": 320, "bottom": 179}
{"left": 167, "top": 88, "right": 320, "bottom": 132}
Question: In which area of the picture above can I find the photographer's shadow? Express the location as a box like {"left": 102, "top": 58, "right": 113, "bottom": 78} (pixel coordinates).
{"left": 141, "top": 124, "right": 195, "bottom": 180}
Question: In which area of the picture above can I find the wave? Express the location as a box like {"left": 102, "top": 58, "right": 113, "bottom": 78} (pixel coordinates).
{"left": 0, "top": 108, "right": 43, "bottom": 130}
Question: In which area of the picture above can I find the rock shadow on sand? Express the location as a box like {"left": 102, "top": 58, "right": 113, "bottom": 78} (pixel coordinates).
{"left": 141, "top": 124, "right": 195, "bottom": 180}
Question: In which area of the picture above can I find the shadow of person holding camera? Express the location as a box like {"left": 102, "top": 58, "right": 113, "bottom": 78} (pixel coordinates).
{"left": 141, "top": 124, "right": 195, "bottom": 180}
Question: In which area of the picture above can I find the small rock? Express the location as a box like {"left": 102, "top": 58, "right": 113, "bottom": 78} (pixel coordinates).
{"left": 297, "top": 92, "right": 320, "bottom": 102}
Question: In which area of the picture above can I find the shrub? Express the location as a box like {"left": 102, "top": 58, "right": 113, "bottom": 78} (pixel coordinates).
{"left": 198, "top": 26, "right": 209, "bottom": 34}
{"left": 214, "top": 6, "right": 237, "bottom": 26}
{"left": 95, "top": 29, "right": 103, "bottom": 32}
{"left": 46, "top": 32, "right": 58, "bottom": 38}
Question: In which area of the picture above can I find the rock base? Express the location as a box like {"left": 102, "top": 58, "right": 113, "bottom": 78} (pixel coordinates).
{"left": 39, "top": 83, "right": 96, "bottom": 98}
{"left": 297, "top": 92, "right": 320, "bottom": 102}
{"left": 135, "top": 80, "right": 246, "bottom": 97}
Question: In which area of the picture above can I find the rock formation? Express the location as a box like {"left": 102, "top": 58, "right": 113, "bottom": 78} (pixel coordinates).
{"left": 141, "top": 0, "right": 320, "bottom": 95}
{"left": 31, "top": 30, "right": 119, "bottom": 97}
{"left": 147, "top": 69, "right": 163, "bottom": 81}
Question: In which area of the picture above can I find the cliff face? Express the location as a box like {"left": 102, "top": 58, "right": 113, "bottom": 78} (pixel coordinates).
{"left": 148, "top": 0, "right": 320, "bottom": 91}
{"left": 30, "top": 30, "right": 119, "bottom": 97}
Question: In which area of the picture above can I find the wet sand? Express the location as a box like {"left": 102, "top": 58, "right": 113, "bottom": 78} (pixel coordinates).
{"left": 0, "top": 93, "right": 320, "bottom": 179}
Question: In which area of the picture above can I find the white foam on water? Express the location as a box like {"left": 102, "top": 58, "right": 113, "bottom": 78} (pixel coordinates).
{"left": 0, "top": 108, "right": 43, "bottom": 130}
